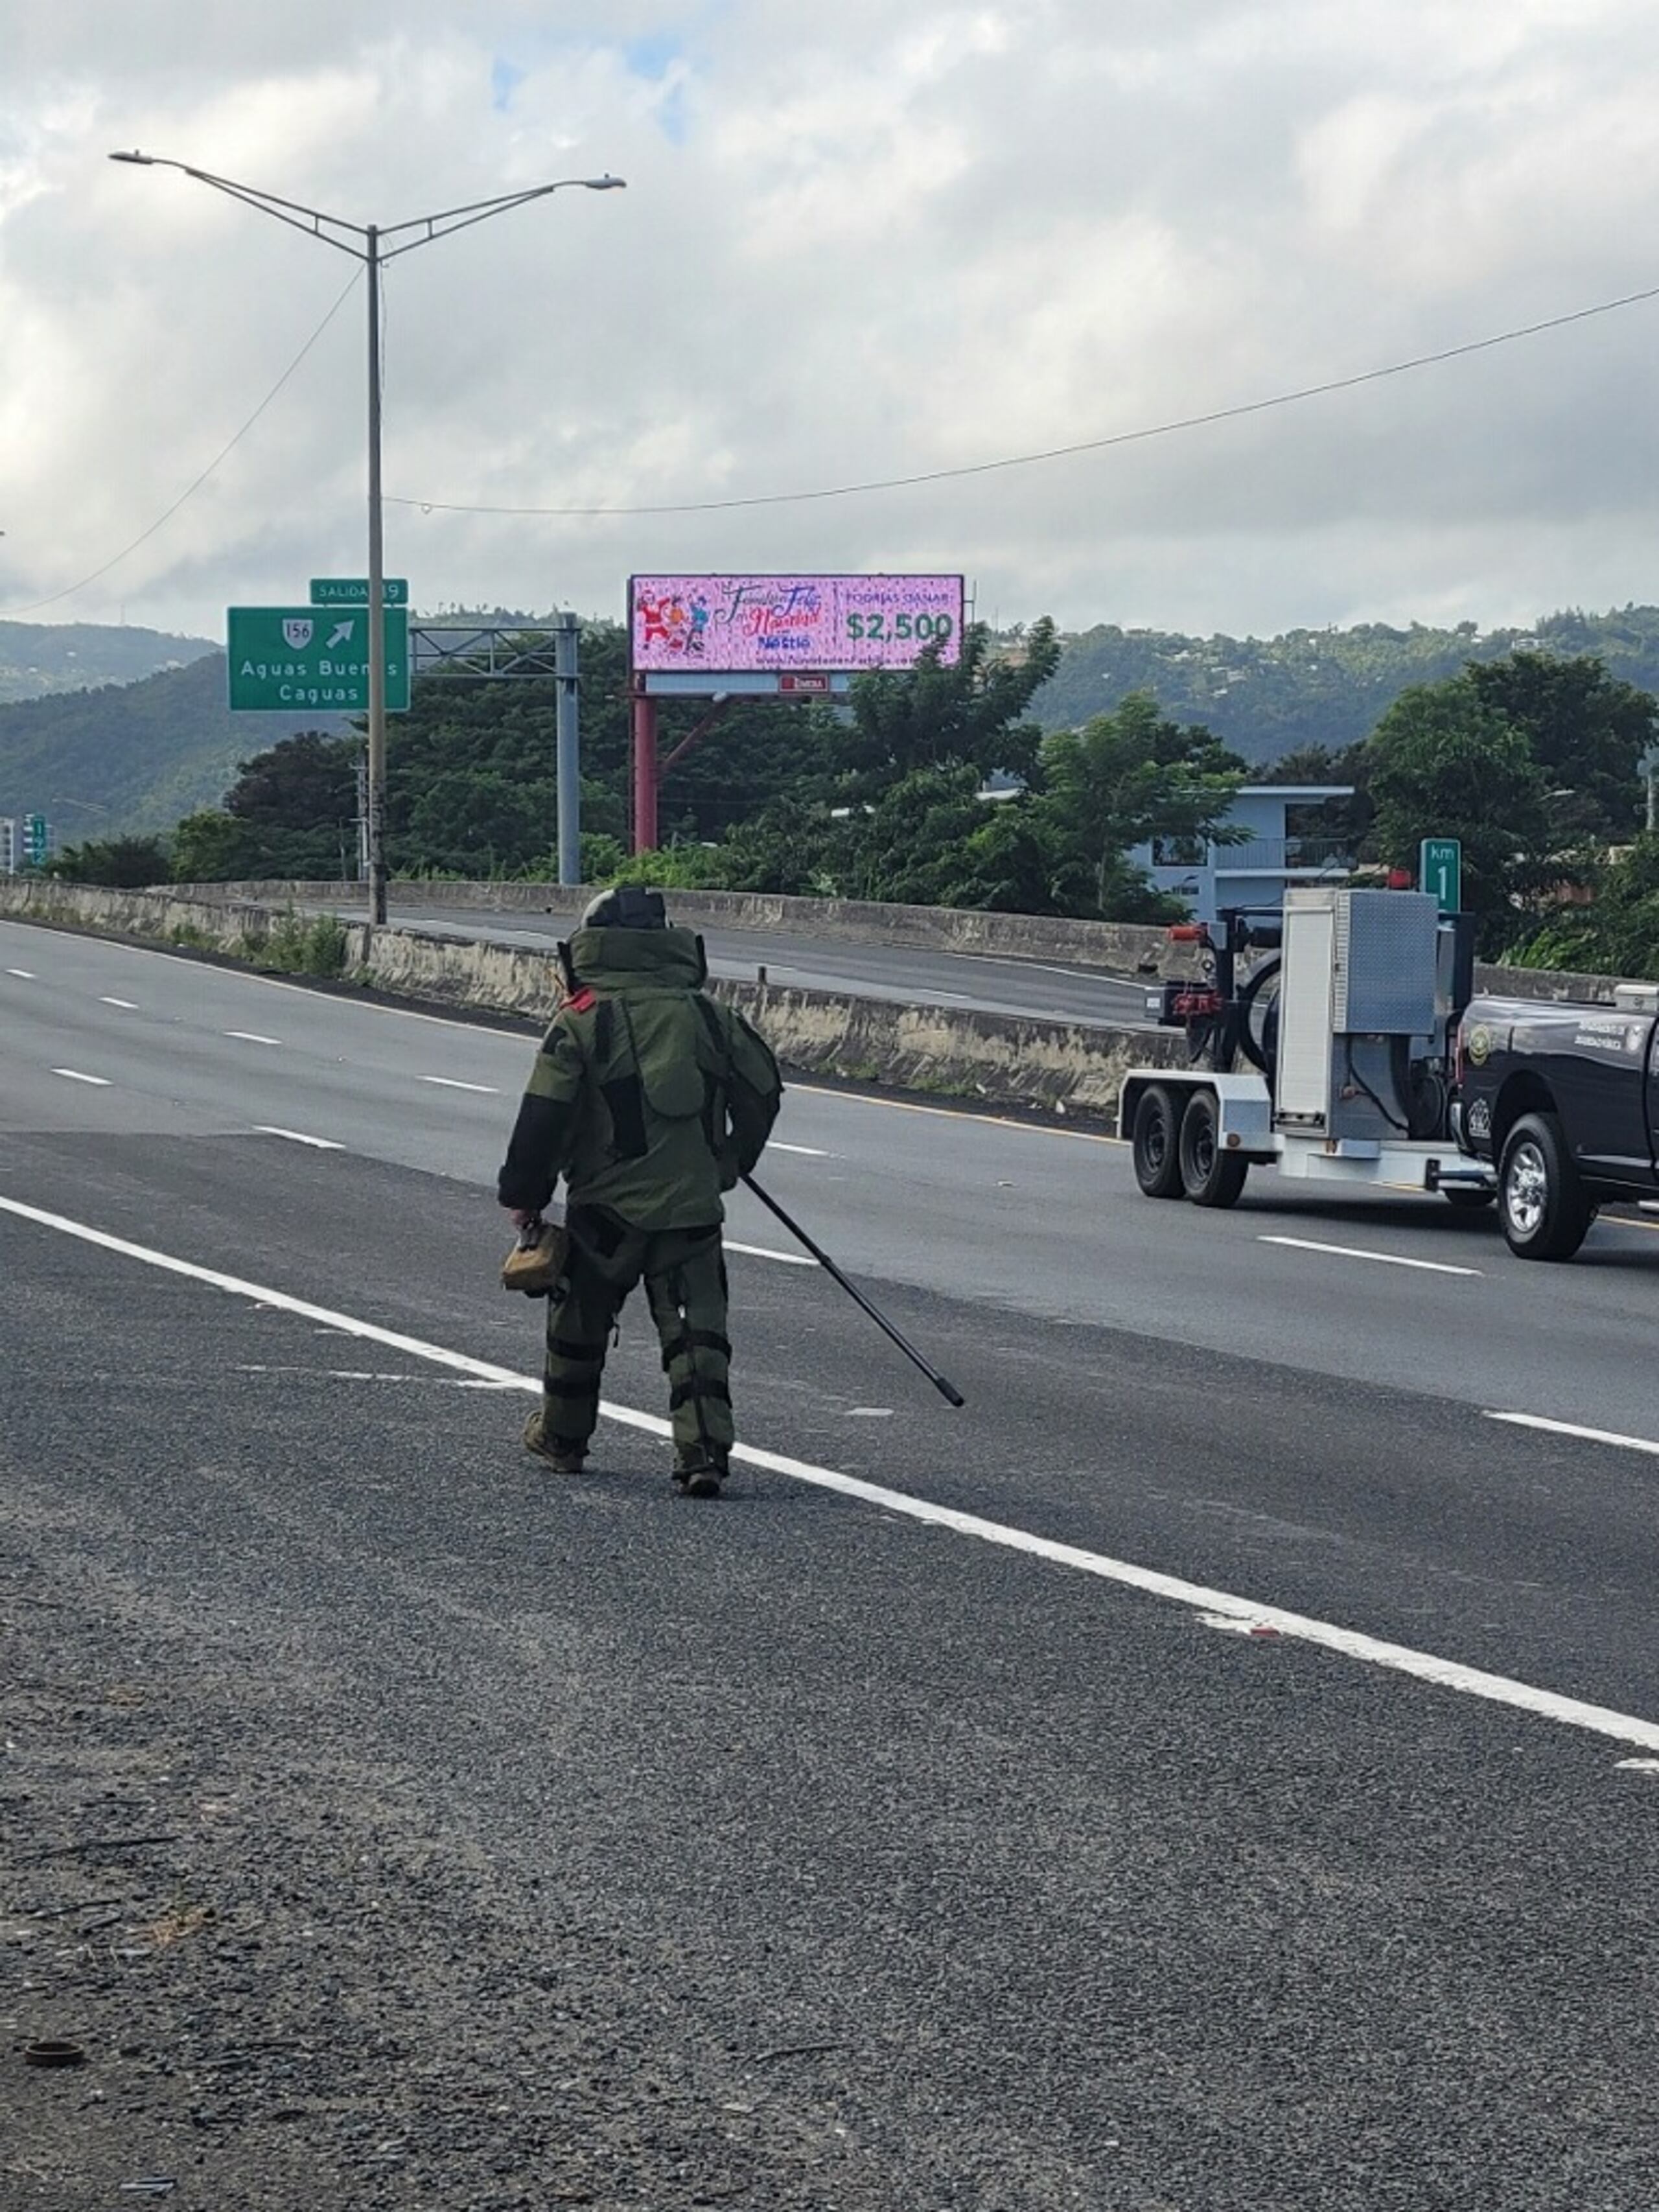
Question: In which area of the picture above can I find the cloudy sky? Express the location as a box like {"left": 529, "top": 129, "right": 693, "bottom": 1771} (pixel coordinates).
{"left": 3, "top": 0, "right": 1659, "bottom": 645}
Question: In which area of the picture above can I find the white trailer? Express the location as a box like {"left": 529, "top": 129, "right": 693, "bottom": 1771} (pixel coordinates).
{"left": 1118, "top": 886, "right": 1498, "bottom": 1212}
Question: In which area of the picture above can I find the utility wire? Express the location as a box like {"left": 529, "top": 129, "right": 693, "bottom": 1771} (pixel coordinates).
{"left": 388, "top": 277, "right": 1659, "bottom": 520}
{"left": 0, "top": 268, "right": 363, "bottom": 618}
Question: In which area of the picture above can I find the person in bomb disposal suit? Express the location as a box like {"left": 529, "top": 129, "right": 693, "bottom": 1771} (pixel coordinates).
{"left": 498, "top": 886, "right": 782, "bottom": 1497}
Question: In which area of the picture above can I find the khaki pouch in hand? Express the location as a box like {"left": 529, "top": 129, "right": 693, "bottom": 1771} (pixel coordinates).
{"left": 502, "top": 1217, "right": 569, "bottom": 1296}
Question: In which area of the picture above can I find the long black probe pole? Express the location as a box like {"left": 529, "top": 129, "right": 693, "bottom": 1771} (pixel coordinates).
{"left": 741, "top": 1174, "right": 965, "bottom": 1408}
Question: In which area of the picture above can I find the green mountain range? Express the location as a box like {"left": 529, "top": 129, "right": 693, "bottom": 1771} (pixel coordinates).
{"left": 9, "top": 605, "right": 1659, "bottom": 840}
{"left": 1033, "top": 606, "right": 1659, "bottom": 764}
{"left": 0, "top": 650, "right": 348, "bottom": 836}
{"left": 0, "top": 618, "right": 216, "bottom": 704}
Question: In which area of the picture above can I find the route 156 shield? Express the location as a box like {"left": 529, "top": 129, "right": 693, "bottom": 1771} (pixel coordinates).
{"left": 283, "top": 618, "right": 315, "bottom": 651}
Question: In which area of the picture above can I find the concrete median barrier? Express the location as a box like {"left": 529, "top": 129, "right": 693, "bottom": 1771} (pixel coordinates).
{"left": 0, "top": 878, "right": 1184, "bottom": 1117}
{"left": 169, "top": 878, "right": 1187, "bottom": 977}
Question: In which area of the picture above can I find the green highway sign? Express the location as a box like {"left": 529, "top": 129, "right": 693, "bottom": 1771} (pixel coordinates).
{"left": 309, "top": 577, "right": 409, "bottom": 606}
{"left": 1419, "top": 835, "right": 1462, "bottom": 913}
{"left": 227, "top": 605, "right": 410, "bottom": 714}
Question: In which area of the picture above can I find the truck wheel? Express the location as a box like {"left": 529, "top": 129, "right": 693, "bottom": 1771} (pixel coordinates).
{"left": 1179, "top": 1089, "right": 1248, "bottom": 1209}
{"left": 1498, "top": 1113, "right": 1592, "bottom": 1260}
{"left": 1131, "top": 1084, "right": 1186, "bottom": 1198}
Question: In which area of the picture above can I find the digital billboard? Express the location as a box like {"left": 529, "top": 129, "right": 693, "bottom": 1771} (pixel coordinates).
{"left": 630, "top": 574, "right": 964, "bottom": 675}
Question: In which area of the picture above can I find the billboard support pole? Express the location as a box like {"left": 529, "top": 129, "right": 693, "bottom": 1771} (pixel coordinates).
{"left": 660, "top": 697, "right": 736, "bottom": 778}
{"left": 631, "top": 688, "right": 659, "bottom": 854}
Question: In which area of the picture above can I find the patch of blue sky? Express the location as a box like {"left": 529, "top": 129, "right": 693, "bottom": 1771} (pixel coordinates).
{"left": 623, "top": 30, "right": 691, "bottom": 143}
{"left": 491, "top": 56, "right": 527, "bottom": 113}
{"left": 623, "top": 32, "right": 686, "bottom": 80}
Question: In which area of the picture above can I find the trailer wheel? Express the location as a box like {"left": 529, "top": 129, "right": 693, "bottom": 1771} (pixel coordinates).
{"left": 1179, "top": 1089, "right": 1248, "bottom": 1209}
{"left": 1443, "top": 1187, "right": 1496, "bottom": 1211}
{"left": 1497, "top": 1112, "right": 1592, "bottom": 1260}
{"left": 1131, "top": 1084, "right": 1186, "bottom": 1198}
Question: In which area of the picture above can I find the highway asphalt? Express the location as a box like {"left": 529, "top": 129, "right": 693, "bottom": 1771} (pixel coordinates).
{"left": 332, "top": 898, "right": 1160, "bottom": 1029}
{"left": 6, "top": 914, "right": 1659, "bottom": 2209}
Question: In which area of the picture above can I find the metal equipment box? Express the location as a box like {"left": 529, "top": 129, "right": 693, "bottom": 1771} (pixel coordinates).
{"left": 1275, "top": 888, "right": 1440, "bottom": 1134}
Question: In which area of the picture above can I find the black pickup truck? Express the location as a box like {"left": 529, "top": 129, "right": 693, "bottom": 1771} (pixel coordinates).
{"left": 1455, "top": 990, "right": 1659, "bottom": 1258}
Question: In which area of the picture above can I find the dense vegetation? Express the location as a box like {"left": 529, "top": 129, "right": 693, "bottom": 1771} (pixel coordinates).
{"left": 15, "top": 601, "right": 1659, "bottom": 835}
{"left": 1036, "top": 605, "right": 1659, "bottom": 765}
{"left": 145, "top": 620, "right": 1247, "bottom": 924}
{"left": 23, "top": 608, "right": 1659, "bottom": 977}
{"left": 0, "top": 652, "right": 345, "bottom": 835}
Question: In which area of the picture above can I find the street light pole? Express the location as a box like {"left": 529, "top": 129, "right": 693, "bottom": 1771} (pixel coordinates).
{"left": 108, "top": 152, "right": 625, "bottom": 923}
{"left": 365, "top": 222, "right": 386, "bottom": 916}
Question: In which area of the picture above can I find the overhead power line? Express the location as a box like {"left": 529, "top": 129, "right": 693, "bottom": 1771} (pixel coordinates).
{"left": 0, "top": 268, "right": 362, "bottom": 618}
{"left": 387, "top": 277, "right": 1659, "bottom": 521}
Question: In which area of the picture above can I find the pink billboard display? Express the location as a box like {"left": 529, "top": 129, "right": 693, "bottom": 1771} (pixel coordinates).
{"left": 630, "top": 574, "right": 964, "bottom": 675}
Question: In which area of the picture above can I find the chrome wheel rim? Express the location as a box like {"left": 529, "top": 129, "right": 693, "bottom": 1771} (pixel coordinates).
{"left": 1505, "top": 1139, "right": 1549, "bottom": 1238}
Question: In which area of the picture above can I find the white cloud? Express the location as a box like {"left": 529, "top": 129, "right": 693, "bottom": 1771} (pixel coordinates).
{"left": 3, "top": 0, "right": 1659, "bottom": 642}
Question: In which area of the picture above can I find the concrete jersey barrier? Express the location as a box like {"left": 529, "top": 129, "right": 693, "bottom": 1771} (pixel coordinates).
{"left": 0, "top": 878, "right": 1185, "bottom": 1118}
{"left": 168, "top": 878, "right": 1186, "bottom": 978}
{"left": 167, "top": 878, "right": 1653, "bottom": 1003}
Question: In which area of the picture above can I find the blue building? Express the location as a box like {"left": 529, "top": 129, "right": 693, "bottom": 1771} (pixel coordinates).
{"left": 1129, "top": 784, "right": 1356, "bottom": 926}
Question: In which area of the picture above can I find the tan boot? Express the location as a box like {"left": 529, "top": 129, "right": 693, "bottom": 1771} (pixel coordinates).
{"left": 523, "top": 1410, "right": 586, "bottom": 1475}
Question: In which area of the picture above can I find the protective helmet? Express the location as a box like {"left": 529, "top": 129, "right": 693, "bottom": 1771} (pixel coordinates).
{"left": 579, "top": 884, "right": 667, "bottom": 931}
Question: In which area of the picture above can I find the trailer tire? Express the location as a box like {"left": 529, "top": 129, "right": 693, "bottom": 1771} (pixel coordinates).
{"left": 1497, "top": 1112, "right": 1592, "bottom": 1261}
{"left": 1131, "top": 1084, "right": 1186, "bottom": 1198}
{"left": 1179, "top": 1089, "right": 1249, "bottom": 1209}
{"left": 1442, "top": 1187, "right": 1496, "bottom": 1211}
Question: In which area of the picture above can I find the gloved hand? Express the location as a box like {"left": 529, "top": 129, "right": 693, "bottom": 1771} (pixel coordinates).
{"left": 504, "top": 1205, "right": 539, "bottom": 1229}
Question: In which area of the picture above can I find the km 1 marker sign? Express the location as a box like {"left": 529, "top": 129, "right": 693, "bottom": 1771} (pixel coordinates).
{"left": 227, "top": 606, "right": 410, "bottom": 713}
{"left": 1419, "top": 836, "right": 1462, "bottom": 914}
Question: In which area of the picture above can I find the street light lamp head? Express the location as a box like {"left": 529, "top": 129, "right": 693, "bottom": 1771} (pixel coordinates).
{"left": 108, "top": 150, "right": 157, "bottom": 165}
{"left": 584, "top": 174, "right": 627, "bottom": 190}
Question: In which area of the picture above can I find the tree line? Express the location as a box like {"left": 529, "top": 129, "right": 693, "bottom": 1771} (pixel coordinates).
{"left": 41, "top": 618, "right": 1659, "bottom": 975}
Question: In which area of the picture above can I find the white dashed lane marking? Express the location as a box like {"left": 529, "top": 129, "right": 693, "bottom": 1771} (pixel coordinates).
{"left": 723, "top": 1240, "right": 814, "bottom": 1266}
{"left": 5, "top": 968, "right": 36, "bottom": 979}
{"left": 100, "top": 996, "right": 139, "bottom": 1009}
{"left": 772, "top": 1143, "right": 831, "bottom": 1157}
{"left": 1485, "top": 1412, "right": 1659, "bottom": 1460}
{"left": 253, "top": 1126, "right": 346, "bottom": 1151}
{"left": 1259, "top": 1235, "right": 1482, "bottom": 1279}
{"left": 419, "top": 1076, "right": 499, "bottom": 1094}
{"left": 51, "top": 1068, "right": 113, "bottom": 1086}
{"left": 225, "top": 1030, "right": 282, "bottom": 1046}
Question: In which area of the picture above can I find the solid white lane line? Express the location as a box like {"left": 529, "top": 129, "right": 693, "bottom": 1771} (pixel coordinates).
{"left": 1259, "top": 1235, "right": 1481, "bottom": 1279}
{"left": 5, "top": 1191, "right": 1659, "bottom": 1758}
{"left": 771, "top": 1143, "right": 830, "bottom": 1157}
{"left": 1485, "top": 1411, "right": 1659, "bottom": 1460}
{"left": 419, "top": 1075, "right": 499, "bottom": 1094}
{"left": 100, "top": 996, "right": 139, "bottom": 1009}
{"left": 253, "top": 1126, "right": 346, "bottom": 1151}
{"left": 5, "top": 967, "right": 36, "bottom": 978}
{"left": 225, "top": 1030, "right": 281, "bottom": 1046}
{"left": 51, "top": 1069, "right": 112, "bottom": 1087}
{"left": 723, "top": 1239, "right": 815, "bottom": 1266}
